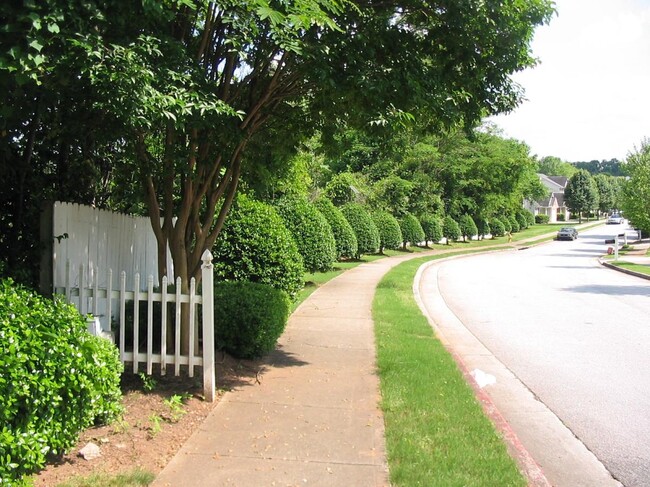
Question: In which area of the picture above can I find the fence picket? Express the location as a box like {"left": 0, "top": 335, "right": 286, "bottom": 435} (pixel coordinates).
{"left": 161, "top": 275, "right": 168, "bottom": 375}
{"left": 54, "top": 263, "right": 215, "bottom": 401}
{"left": 133, "top": 273, "right": 140, "bottom": 374}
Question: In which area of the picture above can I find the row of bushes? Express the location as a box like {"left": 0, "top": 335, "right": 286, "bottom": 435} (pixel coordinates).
{"left": 0, "top": 279, "right": 123, "bottom": 485}
{"left": 210, "top": 195, "right": 536, "bottom": 360}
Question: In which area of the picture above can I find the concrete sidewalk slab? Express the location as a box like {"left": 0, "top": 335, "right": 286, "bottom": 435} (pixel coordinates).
{"left": 153, "top": 254, "right": 421, "bottom": 487}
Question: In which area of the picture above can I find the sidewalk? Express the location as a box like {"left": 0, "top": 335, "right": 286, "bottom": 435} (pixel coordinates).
{"left": 153, "top": 253, "right": 424, "bottom": 486}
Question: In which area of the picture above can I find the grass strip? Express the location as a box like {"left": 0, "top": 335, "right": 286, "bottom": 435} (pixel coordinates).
{"left": 55, "top": 469, "right": 155, "bottom": 487}
{"left": 610, "top": 261, "right": 650, "bottom": 276}
{"left": 373, "top": 254, "right": 526, "bottom": 487}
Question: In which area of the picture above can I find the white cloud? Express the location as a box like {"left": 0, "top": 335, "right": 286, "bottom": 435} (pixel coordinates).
{"left": 489, "top": 0, "right": 650, "bottom": 162}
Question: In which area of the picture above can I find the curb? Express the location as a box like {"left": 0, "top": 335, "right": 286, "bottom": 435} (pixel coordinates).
{"left": 412, "top": 255, "right": 552, "bottom": 487}
{"left": 599, "top": 257, "right": 650, "bottom": 281}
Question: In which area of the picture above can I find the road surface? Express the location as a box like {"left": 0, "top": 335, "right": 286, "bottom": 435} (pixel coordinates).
{"left": 429, "top": 224, "right": 650, "bottom": 487}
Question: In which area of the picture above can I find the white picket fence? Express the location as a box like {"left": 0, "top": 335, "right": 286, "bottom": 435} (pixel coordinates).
{"left": 55, "top": 250, "right": 216, "bottom": 402}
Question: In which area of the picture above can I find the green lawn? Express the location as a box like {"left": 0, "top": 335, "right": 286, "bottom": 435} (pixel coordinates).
{"left": 609, "top": 261, "right": 650, "bottom": 276}
{"left": 373, "top": 254, "right": 526, "bottom": 486}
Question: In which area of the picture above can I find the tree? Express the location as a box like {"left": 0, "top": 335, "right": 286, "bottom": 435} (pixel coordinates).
{"left": 399, "top": 213, "right": 425, "bottom": 249}
{"left": 420, "top": 214, "right": 443, "bottom": 246}
{"left": 2, "top": 0, "right": 554, "bottom": 348}
{"left": 564, "top": 170, "right": 599, "bottom": 223}
{"left": 537, "top": 156, "right": 576, "bottom": 177}
{"left": 621, "top": 139, "right": 650, "bottom": 233}
{"left": 314, "top": 197, "right": 358, "bottom": 259}
{"left": 593, "top": 174, "right": 616, "bottom": 216}
{"left": 341, "top": 203, "right": 380, "bottom": 258}
{"left": 442, "top": 216, "right": 461, "bottom": 244}
{"left": 458, "top": 214, "right": 478, "bottom": 242}
{"left": 372, "top": 211, "right": 402, "bottom": 253}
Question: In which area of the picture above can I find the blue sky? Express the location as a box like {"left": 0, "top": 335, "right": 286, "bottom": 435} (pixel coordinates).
{"left": 489, "top": 0, "right": 650, "bottom": 162}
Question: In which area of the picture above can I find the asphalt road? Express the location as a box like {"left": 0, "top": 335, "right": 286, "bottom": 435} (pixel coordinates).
{"left": 434, "top": 224, "right": 650, "bottom": 487}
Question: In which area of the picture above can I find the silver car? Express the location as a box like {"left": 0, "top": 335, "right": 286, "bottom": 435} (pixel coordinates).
{"left": 557, "top": 227, "right": 578, "bottom": 240}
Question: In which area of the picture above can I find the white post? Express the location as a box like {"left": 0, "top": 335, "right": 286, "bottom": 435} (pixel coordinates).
{"left": 201, "top": 250, "right": 215, "bottom": 402}
{"left": 615, "top": 235, "right": 619, "bottom": 261}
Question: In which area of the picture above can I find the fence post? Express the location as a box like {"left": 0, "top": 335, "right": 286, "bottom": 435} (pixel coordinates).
{"left": 201, "top": 250, "right": 215, "bottom": 402}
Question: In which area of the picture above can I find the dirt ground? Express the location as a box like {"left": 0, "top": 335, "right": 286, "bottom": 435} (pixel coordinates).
{"left": 34, "top": 352, "right": 263, "bottom": 486}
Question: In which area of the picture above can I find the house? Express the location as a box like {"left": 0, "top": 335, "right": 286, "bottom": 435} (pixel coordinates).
{"left": 523, "top": 174, "right": 571, "bottom": 223}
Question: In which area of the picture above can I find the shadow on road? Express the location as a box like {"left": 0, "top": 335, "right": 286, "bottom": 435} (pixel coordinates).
{"left": 561, "top": 284, "right": 650, "bottom": 297}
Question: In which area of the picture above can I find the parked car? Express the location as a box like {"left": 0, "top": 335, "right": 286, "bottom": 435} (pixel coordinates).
{"left": 556, "top": 227, "right": 578, "bottom": 240}
{"left": 607, "top": 214, "right": 624, "bottom": 224}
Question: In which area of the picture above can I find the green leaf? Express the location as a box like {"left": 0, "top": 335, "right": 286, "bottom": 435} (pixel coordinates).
{"left": 47, "top": 23, "right": 60, "bottom": 34}
{"left": 28, "top": 39, "right": 43, "bottom": 52}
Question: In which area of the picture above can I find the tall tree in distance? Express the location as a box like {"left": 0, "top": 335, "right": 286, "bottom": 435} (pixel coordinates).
{"left": 564, "top": 170, "right": 599, "bottom": 223}
{"left": 621, "top": 139, "right": 650, "bottom": 234}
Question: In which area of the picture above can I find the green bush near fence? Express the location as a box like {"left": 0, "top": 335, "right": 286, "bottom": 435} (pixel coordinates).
{"left": 0, "top": 279, "right": 123, "bottom": 485}
{"left": 213, "top": 281, "right": 291, "bottom": 359}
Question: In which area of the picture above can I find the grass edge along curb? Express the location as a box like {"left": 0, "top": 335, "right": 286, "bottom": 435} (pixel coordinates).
{"left": 373, "top": 251, "right": 527, "bottom": 487}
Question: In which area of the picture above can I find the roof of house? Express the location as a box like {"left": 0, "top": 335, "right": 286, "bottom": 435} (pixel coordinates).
{"left": 548, "top": 176, "right": 569, "bottom": 188}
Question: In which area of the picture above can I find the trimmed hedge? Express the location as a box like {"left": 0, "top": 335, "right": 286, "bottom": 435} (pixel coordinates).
{"left": 372, "top": 211, "right": 403, "bottom": 252}
{"left": 214, "top": 281, "right": 291, "bottom": 359}
{"left": 324, "top": 172, "right": 358, "bottom": 206}
{"left": 341, "top": 203, "right": 380, "bottom": 258}
{"left": 442, "top": 216, "right": 461, "bottom": 244}
{"left": 509, "top": 215, "right": 520, "bottom": 233}
{"left": 515, "top": 211, "right": 528, "bottom": 230}
{"left": 314, "top": 198, "right": 358, "bottom": 260}
{"left": 419, "top": 214, "right": 443, "bottom": 246}
{"left": 458, "top": 214, "right": 478, "bottom": 242}
{"left": 535, "top": 214, "right": 550, "bottom": 224}
{"left": 275, "top": 195, "right": 337, "bottom": 273}
{"left": 213, "top": 195, "right": 305, "bottom": 299}
{"left": 0, "top": 279, "right": 123, "bottom": 484}
{"left": 490, "top": 218, "right": 506, "bottom": 237}
{"left": 400, "top": 213, "right": 425, "bottom": 248}
{"left": 476, "top": 217, "right": 491, "bottom": 240}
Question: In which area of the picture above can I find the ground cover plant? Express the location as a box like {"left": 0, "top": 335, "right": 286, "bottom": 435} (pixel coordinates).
{"left": 0, "top": 279, "right": 123, "bottom": 485}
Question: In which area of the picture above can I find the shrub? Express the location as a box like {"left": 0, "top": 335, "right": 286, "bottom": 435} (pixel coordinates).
{"left": 324, "top": 172, "right": 358, "bottom": 206}
{"left": 501, "top": 216, "right": 512, "bottom": 233}
{"left": 458, "top": 214, "right": 478, "bottom": 242}
{"left": 372, "top": 211, "right": 403, "bottom": 252}
{"left": 213, "top": 195, "right": 304, "bottom": 299}
{"left": 490, "top": 218, "right": 506, "bottom": 237}
{"left": 314, "top": 198, "right": 358, "bottom": 259}
{"left": 419, "top": 214, "right": 443, "bottom": 246}
{"left": 341, "top": 203, "right": 380, "bottom": 257}
{"left": 275, "top": 195, "right": 337, "bottom": 273}
{"left": 399, "top": 213, "right": 426, "bottom": 248}
{"left": 509, "top": 215, "right": 520, "bottom": 233}
{"left": 524, "top": 209, "right": 535, "bottom": 226}
{"left": 535, "top": 214, "right": 550, "bottom": 224}
{"left": 557, "top": 212, "right": 566, "bottom": 222}
{"left": 476, "top": 217, "right": 490, "bottom": 240}
{"left": 214, "top": 281, "right": 290, "bottom": 359}
{"left": 515, "top": 211, "right": 528, "bottom": 230}
{"left": 442, "top": 216, "right": 461, "bottom": 244}
{"left": 0, "top": 279, "right": 123, "bottom": 484}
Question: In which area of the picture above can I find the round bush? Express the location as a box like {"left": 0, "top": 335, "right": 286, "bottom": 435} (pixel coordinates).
{"left": 372, "top": 211, "right": 403, "bottom": 252}
{"left": 442, "top": 216, "right": 461, "bottom": 244}
{"left": 324, "top": 172, "right": 358, "bottom": 206}
{"left": 214, "top": 281, "right": 290, "bottom": 359}
{"left": 213, "top": 195, "right": 305, "bottom": 299}
{"left": 509, "top": 215, "right": 520, "bottom": 233}
{"left": 420, "top": 214, "right": 443, "bottom": 246}
{"left": 0, "top": 279, "right": 123, "bottom": 483}
{"left": 535, "top": 214, "right": 550, "bottom": 224}
{"left": 476, "top": 217, "right": 490, "bottom": 239}
{"left": 490, "top": 218, "right": 506, "bottom": 237}
{"left": 400, "top": 213, "right": 425, "bottom": 248}
{"left": 501, "top": 216, "right": 512, "bottom": 233}
{"left": 458, "top": 214, "right": 478, "bottom": 242}
{"left": 341, "top": 203, "right": 380, "bottom": 257}
{"left": 524, "top": 209, "right": 535, "bottom": 226}
{"left": 515, "top": 211, "right": 528, "bottom": 230}
{"left": 275, "top": 195, "right": 337, "bottom": 273}
{"left": 314, "top": 198, "right": 358, "bottom": 259}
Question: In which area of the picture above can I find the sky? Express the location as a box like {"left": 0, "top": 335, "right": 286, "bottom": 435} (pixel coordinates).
{"left": 489, "top": 0, "right": 650, "bottom": 163}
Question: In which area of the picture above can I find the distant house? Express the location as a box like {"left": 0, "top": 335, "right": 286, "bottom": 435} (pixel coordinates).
{"left": 523, "top": 174, "right": 571, "bottom": 223}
